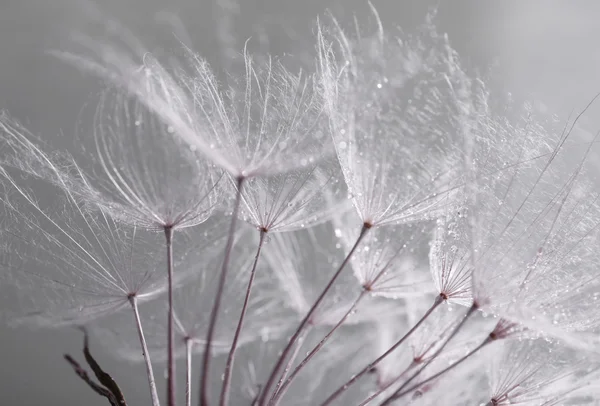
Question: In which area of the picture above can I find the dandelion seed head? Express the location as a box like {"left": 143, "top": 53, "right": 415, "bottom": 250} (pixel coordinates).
{"left": 5, "top": 6, "right": 600, "bottom": 405}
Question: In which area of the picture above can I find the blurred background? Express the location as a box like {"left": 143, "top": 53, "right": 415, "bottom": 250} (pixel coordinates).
{"left": 1, "top": 0, "right": 600, "bottom": 404}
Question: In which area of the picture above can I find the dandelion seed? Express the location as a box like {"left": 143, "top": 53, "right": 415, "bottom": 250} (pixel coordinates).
{"left": 86, "top": 89, "right": 222, "bottom": 231}
{"left": 318, "top": 10, "right": 472, "bottom": 228}
{"left": 236, "top": 159, "right": 348, "bottom": 233}
{"left": 0, "top": 169, "right": 166, "bottom": 327}
{"left": 58, "top": 31, "right": 334, "bottom": 179}
{"left": 486, "top": 339, "right": 599, "bottom": 406}
{"left": 469, "top": 127, "right": 600, "bottom": 349}
{"left": 429, "top": 210, "right": 474, "bottom": 307}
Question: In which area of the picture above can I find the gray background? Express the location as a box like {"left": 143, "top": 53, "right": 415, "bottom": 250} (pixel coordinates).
{"left": 1, "top": 0, "right": 600, "bottom": 404}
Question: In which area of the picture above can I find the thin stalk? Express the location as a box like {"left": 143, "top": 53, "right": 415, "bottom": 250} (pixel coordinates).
{"left": 164, "top": 226, "right": 176, "bottom": 406}
{"left": 129, "top": 295, "right": 160, "bottom": 406}
{"left": 270, "top": 289, "right": 368, "bottom": 404}
{"left": 320, "top": 295, "right": 443, "bottom": 406}
{"left": 200, "top": 176, "right": 245, "bottom": 406}
{"left": 219, "top": 229, "right": 267, "bottom": 406}
{"left": 379, "top": 303, "right": 479, "bottom": 406}
{"left": 385, "top": 336, "right": 492, "bottom": 403}
{"left": 186, "top": 338, "right": 193, "bottom": 406}
{"left": 273, "top": 328, "right": 310, "bottom": 401}
{"left": 259, "top": 224, "right": 371, "bottom": 406}
{"left": 356, "top": 363, "right": 417, "bottom": 406}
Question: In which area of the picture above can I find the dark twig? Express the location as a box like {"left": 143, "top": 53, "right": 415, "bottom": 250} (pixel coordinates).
{"left": 64, "top": 354, "right": 119, "bottom": 406}
{"left": 81, "top": 328, "right": 127, "bottom": 406}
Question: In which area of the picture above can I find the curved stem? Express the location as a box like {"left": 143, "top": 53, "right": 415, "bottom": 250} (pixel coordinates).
{"left": 164, "top": 226, "right": 176, "bottom": 406}
{"left": 379, "top": 303, "right": 479, "bottom": 406}
{"left": 271, "top": 289, "right": 368, "bottom": 404}
{"left": 130, "top": 296, "right": 160, "bottom": 406}
{"left": 186, "top": 339, "right": 193, "bottom": 406}
{"left": 200, "top": 176, "right": 245, "bottom": 406}
{"left": 320, "top": 295, "right": 443, "bottom": 406}
{"left": 272, "top": 328, "right": 310, "bottom": 401}
{"left": 259, "top": 224, "right": 371, "bottom": 406}
{"left": 219, "top": 229, "right": 267, "bottom": 406}
{"left": 387, "top": 336, "right": 491, "bottom": 402}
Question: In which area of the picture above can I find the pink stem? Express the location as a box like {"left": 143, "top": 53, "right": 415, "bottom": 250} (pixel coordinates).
{"left": 220, "top": 229, "right": 267, "bottom": 406}
{"left": 378, "top": 303, "right": 479, "bottom": 406}
{"left": 272, "top": 328, "right": 310, "bottom": 401}
{"left": 320, "top": 295, "right": 443, "bottom": 406}
{"left": 270, "top": 289, "right": 368, "bottom": 404}
{"left": 186, "top": 338, "right": 193, "bottom": 406}
{"left": 200, "top": 176, "right": 245, "bottom": 406}
{"left": 384, "top": 336, "right": 491, "bottom": 403}
{"left": 130, "top": 295, "right": 160, "bottom": 406}
{"left": 164, "top": 226, "right": 176, "bottom": 406}
{"left": 258, "top": 224, "right": 371, "bottom": 406}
